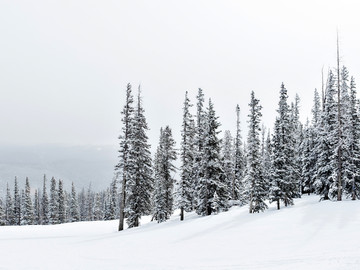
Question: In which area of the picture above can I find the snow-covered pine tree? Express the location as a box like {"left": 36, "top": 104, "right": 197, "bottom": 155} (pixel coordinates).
{"left": 262, "top": 129, "right": 273, "bottom": 195}
{"left": 70, "top": 182, "right": 80, "bottom": 222}
{"left": 234, "top": 105, "right": 245, "bottom": 204}
{"left": 93, "top": 193, "right": 103, "bottom": 221}
{"left": 117, "top": 83, "right": 135, "bottom": 231}
{"left": 315, "top": 70, "right": 338, "bottom": 200}
{"left": 79, "top": 188, "right": 87, "bottom": 221}
{"left": 33, "top": 189, "right": 41, "bottom": 225}
{"left": 193, "top": 88, "right": 206, "bottom": 208}
{"left": 291, "top": 94, "right": 303, "bottom": 197}
{"left": 343, "top": 76, "right": 360, "bottom": 199}
{"left": 13, "top": 177, "right": 21, "bottom": 225}
{"left": 86, "top": 184, "right": 94, "bottom": 221}
{"left": 0, "top": 198, "right": 5, "bottom": 226}
{"left": 301, "top": 119, "right": 313, "bottom": 195}
{"left": 125, "top": 88, "right": 154, "bottom": 228}
{"left": 22, "top": 177, "right": 33, "bottom": 225}
{"left": 153, "top": 126, "right": 177, "bottom": 223}
{"left": 178, "top": 91, "right": 196, "bottom": 221}
{"left": 306, "top": 89, "right": 322, "bottom": 195}
{"left": 41, "top": 175, "right": 49, "bottom": 225}
{"left": 5, "top": 183, "right": 14, "bottom": 225}
{"left": 270, "top": 83, "right": 297, "bottom": 210}
{"left": 244, "top": 91, "right": 267, "bottom": 213}
{"left": 196, "top": 99, "right": 230, "bottom": 216}
{"left": 58, "top": 180, "right": 66, "bottom": 224}
{"left": 152, "top": 147, "right": 166, "bottom": 222}
{"left": 49, "top": 177, "right": 58, "bottom": 224}
{"left": 221, "top": 130, "right": 235, "bottom": 204}
{"left": 107, "top": 177, "right": 117, "bottom": 220}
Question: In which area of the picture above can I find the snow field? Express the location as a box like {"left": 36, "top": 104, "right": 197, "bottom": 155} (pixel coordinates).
{"left": 0, "top": 195, "right": 359, "bottom": 270}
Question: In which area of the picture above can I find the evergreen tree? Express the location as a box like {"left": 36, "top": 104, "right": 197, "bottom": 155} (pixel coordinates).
{"left": 262, "top": 129, "right": 273, "bottom": 195}
{"left": 234, "top": 105, "right": 245, "bottom": 204}
{"left": 196, "top": 99, "right": 230, "bottom": 216}
{"left": 70, "top": 182, "right": 80, "bottom": 222}
{"left": 343, "top": 76, "right": 360, "bottom": 199}
{"left": 301, "top": 120, "right": 314, "bottom": 195}
{"left": 177, "top": 91, "right": 196, "bottom": 221}
{"left": 33, "top": 189, "right": 41, "bottom": 225}
{"left": 107, "top": 177, "right": 117, "bottom": 220}
{"left": 58, "top": 180, "right": 66, "bottom": 224}
{"left": 79, "top": 188, "right": 87, "bottom": 221}
{"left": 306, "top": 89, "right": 322, "bottom": 195}
{"left": 42, "top": 175, "right": 49, "bottom": 225}
{"left": 86, "top": 184, "right": 94, "bottom": 221}
{"left": 13, "top": 177, "right": 21, "bottom": 225}
{"left": 221, "top": 130, "right": 235, "bottom": 203}
{"left": 244, "top": 91, "right": 267, "bottom": 213}
{"left": 315, "top": 70, "right": 338, "bottom": 200}
{"left": 0, "top": 198, "right": 5, "bottom": 226}
{"left": 125, "top": 88, "right": 154, "bottom": 228}
{"left": 93, "top": 193, "right": 103, "bottom": 221}
{"left": 22, "top": 177, "right": 33, "bottom": 225}
{"left": 270, "top": 83, "right": 297, "bottom": 210}
{"left": 49, "top": 177, "right": 58, "bottom": 224}
{"left": 5, "top": 183, "right": 14, "bottom": 225}
{"left": 153, "top": 126, "right": 177, "bottom": 222}
{"left": 193, "top": 88, "right": 206, "bottom": 208}
{"left": 291, "top": 94, "right": 303, "bottom": 197}
{"left": 117, "top": 83, "right": 135, "bottom": 231}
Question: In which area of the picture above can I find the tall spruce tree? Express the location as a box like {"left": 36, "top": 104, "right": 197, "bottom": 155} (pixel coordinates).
{"left": 234, "top": 105, "right": 245, "bottom": 204}
{"left": 193, "top": 88, "right": 206, "bottom": 208}
{"left": 244, "top": 91, "right": 267, "bottom": 213}
{"left": 221, "top": 130, "right": 235, "bottom": 203}
{"left": 22, "top": 177, "right": 33, "bottom": 225}
{"left": 49, "top": 177, "right": 58, "bottom": 224}
{"left": 5, "top": 183, "right": 13, "bottom": 225}
{"left": 153, "top": 126, "right": 177, "bottom": 223}
{"left": 125, "top": 88, "right": 154, "bottom": 228}
{"left": 270, "top": 83, "right": 297, "bottom": 209}
{"left": 70, "top": 182, "right": 80, "bottom": 222}
{"left": 33, "top": 189, "right": 41, "bottom": 225}
{"left": 58, "top": 180, "right": 66, "bottom": 224}
{"left": 315, "top": 70, "right": 338, "bottom": 200}
{"left": 0, "top": 198, "right": 5, "bottom": 226}
{"left": 343, "top": 76, "right": 360, "bottom": 199}
{"left": 107, "top": 177, "right": 117, "bottom": 220}
{"left": 13, "top": 177, "right": 21, "bottom": 225}
{"left": 117, "top": 83, "right": 135, "bottom": 231}
{"left": 196, "top": 99, "right": 230, "bottom": 216}
{"left": 178, "top": 91, "right": 195, "bottom": 221}
{"left": 42, "top": 175, "right": 49, "bottom": 225}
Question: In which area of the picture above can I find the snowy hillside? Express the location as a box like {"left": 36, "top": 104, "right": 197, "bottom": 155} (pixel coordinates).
{"left": 1, "top": 195, "right": 359, "bottom": 270}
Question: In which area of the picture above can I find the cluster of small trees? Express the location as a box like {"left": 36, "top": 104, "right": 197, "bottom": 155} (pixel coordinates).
{"left": 118, "top": 63, "right": 360, "bottom": 230}
{"left": 0, "top": 176, "right": 119, "bottom": 226}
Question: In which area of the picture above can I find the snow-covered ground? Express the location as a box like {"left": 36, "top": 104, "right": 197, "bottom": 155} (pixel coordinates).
{"left": 1, "top": 195, "right": 359, "bottom": 270}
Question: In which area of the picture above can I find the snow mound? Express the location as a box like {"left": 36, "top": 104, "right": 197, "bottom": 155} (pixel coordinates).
{"left": 1, "top": 195, "right": 359, "bottom": 270}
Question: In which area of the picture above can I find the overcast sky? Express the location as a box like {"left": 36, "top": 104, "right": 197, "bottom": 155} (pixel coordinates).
{"left": 1, "top": 0, "right": 360, "bottom": 150}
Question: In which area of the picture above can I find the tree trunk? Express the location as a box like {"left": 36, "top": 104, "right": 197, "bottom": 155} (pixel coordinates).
{"left": 180, "top": 207, "right": 184, "bottom": 221}
{"left": 118, "top": 178, "right": 126, "bottom": 231}
{"left": 277, "top": 199, "right": 280, "bottom": 210}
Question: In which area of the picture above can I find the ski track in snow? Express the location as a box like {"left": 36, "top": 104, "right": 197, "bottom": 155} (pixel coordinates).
{"left": 0, "top": 195, "right": 359, "bottom": 270}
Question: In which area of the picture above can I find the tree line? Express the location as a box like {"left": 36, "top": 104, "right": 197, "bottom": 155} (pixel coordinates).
{"left": 117, "top": 64, "right": 360, "bottom": 230}
{"left": 0, "top": 175, "right": 119, "bottom": 226}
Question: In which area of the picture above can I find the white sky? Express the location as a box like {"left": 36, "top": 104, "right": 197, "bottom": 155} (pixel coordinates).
{"left": 1, "top": 0, "right": 360, "bottom": 150}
